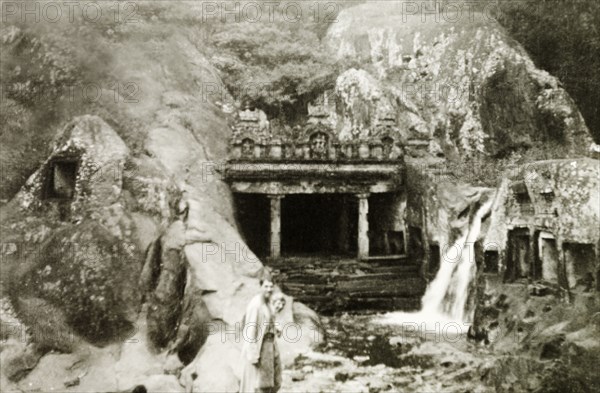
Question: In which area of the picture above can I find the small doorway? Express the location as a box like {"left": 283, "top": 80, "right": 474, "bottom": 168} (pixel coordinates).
{"left": 407, "top": 226, "right": 424, "bottom": 263}
{"left": 505, "top": 228, "right": 531, "bottom": 282}
{"left": 368, "top": 193, "right": 405, "bottom": 256}
{"left": 44, "top": 160, "right": 78, "bottom": 200}
{"left": 484, "top": 250, "right": 499, "bottom": 274}
{"left": 563, "top": 243, "right": 596, "bottom": 290}
{"left": 537, "top": 232, "right": 559, "bottom": 283}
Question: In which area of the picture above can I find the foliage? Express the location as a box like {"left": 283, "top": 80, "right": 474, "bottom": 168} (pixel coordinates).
{"left": 494, "top": 0, "right": 600, "bottom": 143}
{"left": 201, "top": 1, "right": 343, "bottom": 123}
{"left": 444, "top": 140, "right": 576, "bottom": 187}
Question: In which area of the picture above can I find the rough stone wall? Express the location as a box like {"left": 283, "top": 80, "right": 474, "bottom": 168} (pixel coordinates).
{"left": 488, "top": 158, "right": 600, "bottom": 252}
{"left": 324, "top": 3, "right": 594, "bottom": 157}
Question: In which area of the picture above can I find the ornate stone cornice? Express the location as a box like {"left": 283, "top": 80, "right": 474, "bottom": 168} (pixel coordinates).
{"left": 229, "top": 104, "right": 405, "bottom": 161}
{"left": 231, "top": 108, "right": 269, "bottom": 143}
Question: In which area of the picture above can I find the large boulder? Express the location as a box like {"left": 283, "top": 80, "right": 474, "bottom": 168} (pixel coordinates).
{"left": 180, "top": 325, "right": 241, "bottom": 393}
{"left": 324, "top": 2, "right": 594, "bottom": 157}
{"left": 18, "top": 219, "right": 142, "bottom": 341}
{"left": 14, "top": 115, "right": 129, "bottom": 215}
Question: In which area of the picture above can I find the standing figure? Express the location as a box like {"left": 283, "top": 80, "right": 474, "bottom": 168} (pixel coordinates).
{"left": 239, "top": 278, "right": 282, "bottom": 393}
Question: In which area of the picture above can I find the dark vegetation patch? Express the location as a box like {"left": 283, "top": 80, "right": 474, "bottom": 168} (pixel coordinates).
{"left": 200, "top": 1, "right": 347, "bottom": 124}
{"left": 494, "top": 0, "right": 600, "bottom": 143}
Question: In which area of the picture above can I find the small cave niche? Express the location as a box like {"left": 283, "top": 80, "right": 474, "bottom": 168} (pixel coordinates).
{"left": 382, "top": 136, "right": 394, "bottom": 157}
{"left": 241, "top": 138, "right": 255, "bottom": 158}
{"left": 309, "top": 131, "right": 329, "bottom": 159}
{"left": 563, "top": 243, "right": 596, "bottom": 291}
{"left": 505, "top": 228, "right": 531, "bottom": 282}
{"left": 43, "top": 159, "right": 79, "bottom": 200}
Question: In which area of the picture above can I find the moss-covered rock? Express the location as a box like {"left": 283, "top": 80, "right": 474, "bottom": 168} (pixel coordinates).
{"left": 20, "top": 220, "right": 141, "bottom": 341}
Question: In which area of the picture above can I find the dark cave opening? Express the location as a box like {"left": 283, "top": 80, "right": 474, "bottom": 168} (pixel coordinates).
{"left": 505, "top": 228, "right": 531, "bottom": 282}
{"left": 43, "top": 159, "right": 78, "bottom": 200}
{"left": 281, "top": 194, "right": 358, "bottom": 257}
{"left": 484, "top": 250, "right": 499, "bottom": 274}
{"left": 234, "top": 194, "right": 270, "bottom": 258}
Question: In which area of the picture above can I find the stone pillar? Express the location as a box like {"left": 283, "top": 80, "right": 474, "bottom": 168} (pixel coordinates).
{"left": 528, "top": 226, "right": 536, "bottom": 282}
{"left": 337, "top": 195, "right": 350, "bottom": 253}
{"left": 357, "top": 193, "right": 370, "bottom": 260}
{"left": 268, "top": 194, "right": 283, "bottom": 258}
{"left": 556, "top": 238, "right": 571, "bottom": 300}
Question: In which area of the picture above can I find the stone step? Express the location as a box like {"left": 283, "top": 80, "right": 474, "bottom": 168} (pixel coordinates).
{"left": 347, "top": 286, "right": 426, "bottom": 297}
{"left": 344, "top": 297, "right": 395, "bottom": 310}
{"left": 333, "top": 274, "right": 421, "bottom": 284}
{"left": 293, "top": 295, "right": 422, "bottom": 313}
{"left": 275, "top": 273, "right": 331, "bottom": 284}
{"left": 343, "top": 297, "right": 422, "bottom": 311}
{"left": 366, "top": 258, "right": 409, "bottom": 266}
{"left": 337, "top": 277, "right": 425, "bottom": 292}
{"left": 363, "top": 265, "right": 420, "bottom": 274}
{"left": 269, "top": 257, "right": 426, "bottom": 313}
{"left": 282, "top": 282, "right": 335, "bottom": 292}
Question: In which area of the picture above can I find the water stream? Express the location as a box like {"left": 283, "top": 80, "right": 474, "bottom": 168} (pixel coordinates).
{"left": 378, "top": 195, "right": 495, "bottom": 334}
{"left": 283, "top": 194, "right": 500, "bottom": 392}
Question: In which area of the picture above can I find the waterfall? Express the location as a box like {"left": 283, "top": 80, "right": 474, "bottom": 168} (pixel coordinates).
{"left": 377, "top": 195, "right": 494, "bottom": 335}
{"left": 421, "top": 197, "right": 494, "bottom": 322}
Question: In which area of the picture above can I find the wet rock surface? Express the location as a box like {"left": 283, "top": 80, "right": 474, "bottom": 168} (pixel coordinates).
{"left": 282, "top": 314, "right": 494, "bottom": 393}
{"left": 281, "top": 282, "right": 600, "bottom": 393}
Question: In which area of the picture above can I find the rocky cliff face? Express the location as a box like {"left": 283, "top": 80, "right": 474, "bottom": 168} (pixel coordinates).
{"left": 317, "top": 2, "right": 594, "bottom": 160}
{"left": 321, "top": 6, "right": 599, "bottom": 390}
{"left": 0, "top": 3, "right": 322, "bottom": 391}
{"left": 319, "top": 0, "right": 597, "bottom": 285}
{"left": 1, "top": 1, "right": 598, "bottom": 392}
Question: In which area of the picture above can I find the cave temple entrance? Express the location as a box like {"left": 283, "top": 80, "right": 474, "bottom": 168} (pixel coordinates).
{"left": 224, "top": 108, "right": 406, "bottom": 262}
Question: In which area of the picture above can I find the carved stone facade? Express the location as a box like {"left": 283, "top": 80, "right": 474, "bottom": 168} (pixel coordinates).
{"left": 486, "top": 158, "right": 600, "bottom": 292}
{"left": 225, "top": 104, "right": 408, "bottom": 261}
{"left": 229, "top": 107, "right": 405, "bottom": 162}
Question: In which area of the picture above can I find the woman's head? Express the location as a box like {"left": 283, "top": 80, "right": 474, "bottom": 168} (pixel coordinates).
{"left": 271, "top": 292, "right": 286, "bottom": 313}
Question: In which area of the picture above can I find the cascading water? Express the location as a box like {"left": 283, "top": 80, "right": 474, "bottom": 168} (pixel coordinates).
{"left": 378, "top": 193, "right": 495, "bottom": 335}
{"left": 421, "top": 197, "right": 494, "bottom": 322}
